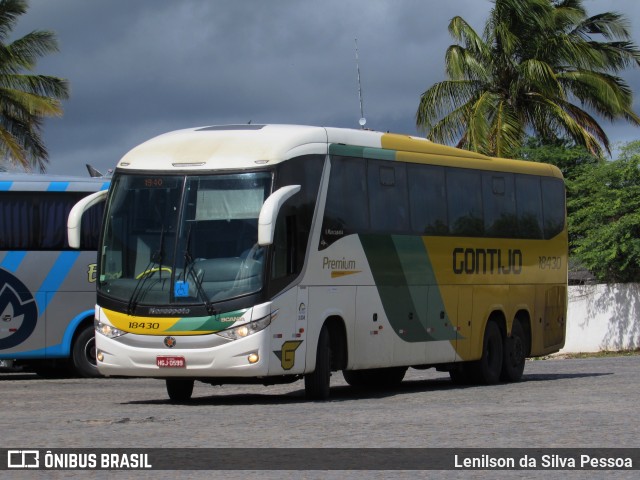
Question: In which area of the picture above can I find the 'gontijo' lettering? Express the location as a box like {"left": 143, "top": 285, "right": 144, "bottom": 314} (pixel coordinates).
{"left": 453, "top": 247, "right": 523, "bottom": 275}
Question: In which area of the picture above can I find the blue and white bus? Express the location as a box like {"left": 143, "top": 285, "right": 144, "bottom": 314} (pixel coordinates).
{"left": 0, "top": 173, "right": 108, "bottom": 377}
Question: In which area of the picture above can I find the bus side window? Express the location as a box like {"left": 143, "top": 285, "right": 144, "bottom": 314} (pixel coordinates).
{"left": 515, "top": 175, "right": 544, "bottom": 239}
{"left": 271, "top": 214, "right": 297, "bottom": 279}
{"left": 367, "top": 160, "right": 409, "bottom": 234}
{"left": 447, "top": 169, "right": 484, "bottom": 236}
{"left": 482, "top": 172, "right": 517, "bottom": 238}
{"left": 0, "top": 192, "right": 103, "bottom": 251}
{"left": 408, "top": 164, "right": 448, "bottom": 235}
{"left": 269, "top": 154, "right": 324, "bottom": 294}
{"left": 321, "top": 156, "right": 368, "bottom": 249}
{"left": 541, "top": 177, "right": 565, "bottom": 239}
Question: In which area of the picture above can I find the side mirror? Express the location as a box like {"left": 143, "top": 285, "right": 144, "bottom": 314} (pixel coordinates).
{"left": 67, "top": 189, "right": 108, "bottom": 249}
{"left": 258, "top": 185, "right": 301, "bottom": 246}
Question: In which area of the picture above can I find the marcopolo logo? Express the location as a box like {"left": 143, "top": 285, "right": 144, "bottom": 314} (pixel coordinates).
{"left": 0, "top": 268, "right": 38, "bottom": 350}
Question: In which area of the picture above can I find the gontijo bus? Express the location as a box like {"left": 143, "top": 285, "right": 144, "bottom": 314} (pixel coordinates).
{"left": 68, "top": 124, "right": 567, "bottom": 400}
{"left": 0, "top": 173, "right": 107, "bottom": 377}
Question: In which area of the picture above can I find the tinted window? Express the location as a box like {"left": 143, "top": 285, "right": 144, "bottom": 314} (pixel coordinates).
{"left": 482, "top": 172, "right": 517, "bottom": 238}
{"left": 320, "top": 153, "right": 564, "bottom": 243}
{"left": 0, "top": 192, "right": 103, "bottom": 251}
{"left": 271, "top": 155, "right": 324, "bottom": 283}
{"left": 367, "top": 160, "right": 409, "bottom": 233}
{"left": 408, "top": 164, "right": 448, "bottom": 235}
{"left": 321, "top": 156, "right": 368, "bottom": 249}
{"left": 447, "top": 169, "right": 483, "bottom": 236}
{"left": 515, "top": 175, "right": 543, "bottom": 239}
{"left": 541, "top": 177, "right": 565, "bottom": 239}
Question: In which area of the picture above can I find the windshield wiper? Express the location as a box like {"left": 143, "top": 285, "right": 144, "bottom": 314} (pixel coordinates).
{"left": 182, "top": 223, "right": 217, "bottom": 315}
{"left": 127, "top": 225, "right": 167, "bottom": 315}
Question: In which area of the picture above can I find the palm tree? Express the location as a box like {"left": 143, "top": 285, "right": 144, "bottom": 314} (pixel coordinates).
{"left": 0, "top": 0, "right": 69, "bottom": 172}
{"left": 416, "top": 0, "right": 640, "bottom": 158}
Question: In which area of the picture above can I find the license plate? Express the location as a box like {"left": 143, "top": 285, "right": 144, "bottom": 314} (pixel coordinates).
{"left": 156, "top": 356, "right": 186, "bottom": 368}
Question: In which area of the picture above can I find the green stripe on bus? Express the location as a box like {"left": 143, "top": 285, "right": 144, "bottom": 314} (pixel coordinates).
{"left": 359, "top": 234, "right": 433, "bottom": 342}
{"left": 166, "top": 309, "right": 249, "bottom": 332}
{"left": 329, "top": 144, "right": 397, "bottom": 161}
{"left": 393, "top": 236, "right": 459, "bottom": 341}
{"left": 360, "top": 234, "right": 459, "bottom": 343}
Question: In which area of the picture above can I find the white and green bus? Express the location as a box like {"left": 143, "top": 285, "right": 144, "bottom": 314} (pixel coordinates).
{"left": 1, "top": 173, "right": 108, "bottom": 377}
{"left": 68, "top": 125, "right": 567, "bottom": 400}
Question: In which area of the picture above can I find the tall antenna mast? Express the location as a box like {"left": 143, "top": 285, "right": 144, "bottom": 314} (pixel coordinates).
{"left": 354, "top": 38, "right": 366, "bottom": 128}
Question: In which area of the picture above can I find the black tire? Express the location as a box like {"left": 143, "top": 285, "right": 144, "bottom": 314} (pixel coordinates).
{"left": 72, "top": 324, "right": 100, "bottom": 378}
{"left": 166, "top": 378, "right": 195, "bottom": 402}
{"left": 501, "top": 321, "right": 527, "bottom": 382}
{"left": 305, "top": 325, "right": 331, "bottom": 400}
{"left": 470, "top": 321, "right": 503, "bottom": 385}
{"left": 343, "top": 367, "right": 407, "bottom": 389}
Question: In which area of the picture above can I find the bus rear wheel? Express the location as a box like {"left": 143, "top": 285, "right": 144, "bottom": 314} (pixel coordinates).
{"left": 304, "top": 325, "right": 331, "bottom": 400}
{"left": 72, "top": 324, "right": 100, "bottom": 378}
{"left": 470, "top": 321, "right": 503, "bottom": 385}
{"left": 501, "top": 321, "right": 526, "bottom": 382}
{"left": 166, "top": 378, "right": 195, "bottom": 402}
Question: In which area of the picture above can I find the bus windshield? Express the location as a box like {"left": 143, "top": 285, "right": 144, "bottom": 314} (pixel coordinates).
{"left": 98, "top": 172, "right": 272, "bottom": 307}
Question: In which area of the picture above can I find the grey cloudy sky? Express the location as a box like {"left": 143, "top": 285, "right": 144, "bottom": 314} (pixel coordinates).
{"left": 11, "top": 0, "right": 640, "bottom": 175}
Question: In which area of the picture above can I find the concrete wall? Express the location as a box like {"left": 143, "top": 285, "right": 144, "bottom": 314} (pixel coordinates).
{"left": 560, "top": 283, "right": 640, "bottom": 353}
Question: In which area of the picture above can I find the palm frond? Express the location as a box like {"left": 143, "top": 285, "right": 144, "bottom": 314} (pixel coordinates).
{"left": 572, "top": 12, "right": 632, "bottom": 41}
{"left": 426, "top": 102, "right": 474, "bottom": 147}
{"left": 2, "top": 31, "right": 60, "bottom": 71}
{"left": 416, "top": 79, "right": 479, "bottom": 132}
{"left": 445, "top": 45, "right": 491, "bottom": 81}
{"left": 0, "top": 0, "right": 27, "bottom": 42}
{"left": 449, "top": 16, "right": 487, "bottom": 56}
{"left": 416, "top": 0, "right": 639, "bottom": 158}
{"left": 491, "top": 100, "right": 525, "bottom": 158}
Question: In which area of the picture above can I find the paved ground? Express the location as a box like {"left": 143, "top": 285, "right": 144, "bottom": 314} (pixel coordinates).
{"left": 1, "top": 355, "right": 638, "bottom": 479}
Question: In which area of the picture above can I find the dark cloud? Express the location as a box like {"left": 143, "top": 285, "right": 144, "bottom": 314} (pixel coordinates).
{"left": 7, "top": 0, "right": 640, "bottom": 175}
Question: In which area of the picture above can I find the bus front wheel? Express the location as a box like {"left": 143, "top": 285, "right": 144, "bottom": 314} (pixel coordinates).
{"left": 72, "top": 324, "right": 100, "bottom": 378}
{"left": 304, "top": 325, "right": 331, "bottom": 400}
{"left": 166, "top": 378, "right": 195, "bottom": 402}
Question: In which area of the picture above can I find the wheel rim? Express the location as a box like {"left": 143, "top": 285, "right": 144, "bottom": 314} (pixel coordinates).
{"left": 84, "top": 337, "right": 97, "bottom": 367}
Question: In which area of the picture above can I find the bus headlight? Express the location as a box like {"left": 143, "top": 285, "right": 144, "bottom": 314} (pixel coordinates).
{"left": 96, "top": 321, "right": 127, "bottom": 339}
{"left": 216, "top": 313, "right": 273, "bottom": 341}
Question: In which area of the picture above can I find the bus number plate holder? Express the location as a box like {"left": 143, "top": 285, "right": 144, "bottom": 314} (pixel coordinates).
{"left": 156, "top": 356, "right": 186, "bottom": 368}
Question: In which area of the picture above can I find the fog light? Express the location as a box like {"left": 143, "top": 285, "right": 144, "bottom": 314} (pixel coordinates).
{"left": 97, "top": 350, "right": 104, "bottom": 362}
{"left": 248, "top": 353, "right": 259, "bottom": 364}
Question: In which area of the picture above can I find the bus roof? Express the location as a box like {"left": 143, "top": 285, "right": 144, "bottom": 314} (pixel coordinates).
{"left": 116, "top": 124, "right": 562, "bottom": 178}
{"left": 0, "top": 172, "right": 110, "bottom": 192}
